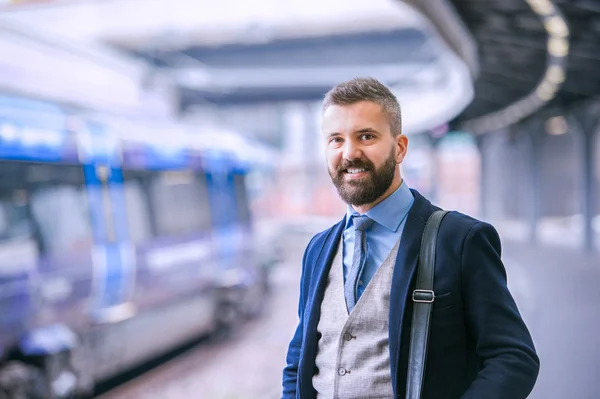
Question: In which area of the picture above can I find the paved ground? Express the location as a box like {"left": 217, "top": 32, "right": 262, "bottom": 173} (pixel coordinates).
{"left": 97, "top": 231, "right": 311, "bottom": 399}
{"left": 502, "top": 241, "right": 600, "bottom": 399}
{"left": 98, "top": 223, "right": 600, "bottom": 399}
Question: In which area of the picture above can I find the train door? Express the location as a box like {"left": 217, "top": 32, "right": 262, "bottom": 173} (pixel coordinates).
{"left": 206, "top": 167, "right": 239, "bottom": 261}
{"left": 78, "top": 124, "right": 136, "bottom": 324}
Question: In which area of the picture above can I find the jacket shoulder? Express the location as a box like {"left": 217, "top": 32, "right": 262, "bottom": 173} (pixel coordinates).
{"left": 438, "top": 210, "right": 501, "bottom": 252}
{"left": 442, "top": 210, "right": 495, "bottom": 234}
{"left": 305, "top": 222, "right": 339, "bottom": 253}
{"left": 302, "top": 217, "right": 345, "bottom": 261}
{"left": 414, "top": 190, "right": 493, "bottom": 238}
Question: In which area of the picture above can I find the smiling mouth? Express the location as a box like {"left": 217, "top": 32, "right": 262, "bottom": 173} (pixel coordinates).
{"left": 343, "top": 167, "right": 369, "bottom": 177}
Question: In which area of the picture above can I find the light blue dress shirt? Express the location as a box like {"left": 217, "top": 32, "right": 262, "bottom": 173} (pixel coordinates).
{"left": 343, "top": 181, "right": 415, "bottom": 300}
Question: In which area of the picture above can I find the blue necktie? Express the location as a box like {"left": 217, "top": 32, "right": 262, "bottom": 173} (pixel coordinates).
{"left": 345, "top": 215, "right": 374, "bottom": 313}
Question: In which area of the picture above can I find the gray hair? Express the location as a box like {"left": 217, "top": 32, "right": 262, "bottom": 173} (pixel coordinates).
{"left": 322, "top": 77, "right": 402, "bottom": 136}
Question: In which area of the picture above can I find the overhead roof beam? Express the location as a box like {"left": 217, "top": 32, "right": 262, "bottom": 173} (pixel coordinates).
{"left": 402, "top": 0, "right": 480, "bottom": 78}
{"left": 171, "top": 62, "right": 445, "bottom": 91}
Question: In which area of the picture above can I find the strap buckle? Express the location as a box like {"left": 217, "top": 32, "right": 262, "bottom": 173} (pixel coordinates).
{"left": 412, "top": 289, "right": 435, "bottom": 303}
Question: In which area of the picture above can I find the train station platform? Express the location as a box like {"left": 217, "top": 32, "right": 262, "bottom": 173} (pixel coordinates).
{"left": 96, "top": 221, "right": 599, "bottom": 399}
{"left": 502, "top": 240, "right": 600, "bottom": 399}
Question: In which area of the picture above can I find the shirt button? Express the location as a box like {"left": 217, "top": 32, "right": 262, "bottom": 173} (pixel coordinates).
{"left": 343, "top": 333, "right": 353, "bottom": 341}
{"left": 338, "top": 368, "right": 347, "bottom": 376}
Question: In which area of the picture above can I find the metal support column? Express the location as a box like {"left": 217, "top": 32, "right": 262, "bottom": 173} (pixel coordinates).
{"left": 475, "top": 134, "right": 488, "bottom": 220}
{"left": 582, "top": 128, "right": 596, "bottom": 252}
{"left": 528, "top": 126, "right": 542, "bottom": 245}
{"left": 572, "top": 103, "right": 599, "bottom": 253}
{"left": 427, "top": 131, "right": 447, "bottom": 205}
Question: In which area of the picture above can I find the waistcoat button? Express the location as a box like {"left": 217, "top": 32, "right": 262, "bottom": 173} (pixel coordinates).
{"left": 343, "top": 333, "right": 353, "bottom": 341}
{"left": 338, "top": 367, "right": 347, "bottom": 376}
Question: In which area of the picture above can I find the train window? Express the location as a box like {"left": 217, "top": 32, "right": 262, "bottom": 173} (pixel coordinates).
{"left": 233, "top": 174, "right": 251, "bottom": 225}
{"left": 0, "top": 161, "right": 92, "bottom": 257}
{"left": 0, "top": 190, "right": 32, "bottom": 241}
{"left": 149, "top": 170, "right": 212, "bottom": 237}
{"left": 28, "top": 166, "right": 92, "bottom": 255}
{"left": 121, "top": 171, "right": 153, "bottom": 245}
{"left": 206, "top": 172, "right": 239, "bottom": 228}
{"left": 0, "top": 190, "right": 38, "bottom": 273}
{"left": 30, "top": 185, "right": 91, "bottom": 254}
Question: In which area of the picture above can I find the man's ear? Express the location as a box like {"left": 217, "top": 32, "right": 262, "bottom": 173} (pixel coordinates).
{"left": 396, "top": 134, "right": 409, "bottom": 164}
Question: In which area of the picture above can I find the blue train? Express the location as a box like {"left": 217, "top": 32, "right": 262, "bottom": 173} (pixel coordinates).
{"left": 0, "top": 94, "right": 276, "bottom": 398}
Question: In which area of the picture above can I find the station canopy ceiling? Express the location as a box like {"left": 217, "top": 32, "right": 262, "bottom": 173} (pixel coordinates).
{"left": 2, "top": 0, "right": 475, "bottom": 135}
{"left": 409, "top": 0, "right": 600, "bottom": 133}
{"left": 3, "top": 0, "right": 600, "bottom": 134}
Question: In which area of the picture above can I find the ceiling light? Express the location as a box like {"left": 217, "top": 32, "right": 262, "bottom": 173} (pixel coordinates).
{"left": 545, "top": 115, "right": 568, "bottom": 136}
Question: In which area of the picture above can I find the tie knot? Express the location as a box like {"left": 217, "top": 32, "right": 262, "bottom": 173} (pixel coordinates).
{"left": 353, "top": 215, "right": 374, "bottom": 232}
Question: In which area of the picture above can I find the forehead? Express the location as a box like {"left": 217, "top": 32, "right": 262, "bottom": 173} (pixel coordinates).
{"left": 321, "top": 101, "right": 388, "bottom": 133}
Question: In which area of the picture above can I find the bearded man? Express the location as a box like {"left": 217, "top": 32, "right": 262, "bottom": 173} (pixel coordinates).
{"left": 281, "top": 77, "right": 539, "bottom": 399}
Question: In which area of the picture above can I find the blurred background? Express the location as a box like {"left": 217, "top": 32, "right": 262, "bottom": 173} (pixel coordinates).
{"left": 0, "top": 0, "right": 598, "bottom": 398}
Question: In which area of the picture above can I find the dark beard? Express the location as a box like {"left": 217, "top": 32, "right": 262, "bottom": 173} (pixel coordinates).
{"left": 329, "top": 146, "right": 397, "bottom": 206}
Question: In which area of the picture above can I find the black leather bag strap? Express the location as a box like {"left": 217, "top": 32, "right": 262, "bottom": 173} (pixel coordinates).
{"left": 406, "top": 210, "right": 449, "bottom": 399}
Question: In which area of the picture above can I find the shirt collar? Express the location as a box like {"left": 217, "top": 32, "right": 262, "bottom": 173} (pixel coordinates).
{"left": 345, "top": 181, "right": 414, "bottom": 232}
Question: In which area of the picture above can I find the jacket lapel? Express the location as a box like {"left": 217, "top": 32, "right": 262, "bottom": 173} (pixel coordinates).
{"left": 305, "top": 217, "right": 346, "bottom": 328}
{"left": 300, "top": 216, "right": 346, "bottom": 397}
{"left": 388, "top": 189, "right": 436, "bottom": 396}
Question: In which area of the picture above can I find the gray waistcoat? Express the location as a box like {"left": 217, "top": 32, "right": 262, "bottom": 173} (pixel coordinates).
{"left": 312, "top": 238, "right": 400, "bottom": 399}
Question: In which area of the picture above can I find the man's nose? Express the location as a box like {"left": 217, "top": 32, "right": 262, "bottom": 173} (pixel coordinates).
{"left": 342, "top": 140, "right": 362, "bottom": 160}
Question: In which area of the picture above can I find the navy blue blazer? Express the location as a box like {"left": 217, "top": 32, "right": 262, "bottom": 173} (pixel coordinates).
{"left": 282, "top": 189, "right": 539, "bottom": 399}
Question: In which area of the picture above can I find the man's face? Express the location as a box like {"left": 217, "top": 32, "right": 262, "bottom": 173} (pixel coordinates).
{"left": 322, "top": 101, "right": 407, "bottom": 207}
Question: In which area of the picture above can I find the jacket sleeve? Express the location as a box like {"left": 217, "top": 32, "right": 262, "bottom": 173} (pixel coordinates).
{"left": 460, "top": 222, "right": 540, "bottom": 399}
{"left": 282, "top": 236, "right": 315, "bottom": 399}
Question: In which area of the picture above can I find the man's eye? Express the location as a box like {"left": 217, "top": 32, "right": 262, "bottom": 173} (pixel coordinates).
{"left": 330, "top": 137, "right": 343, "bottom": 144}
{"left": 360, "top": 134, "right": 374, "bottom": 140}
